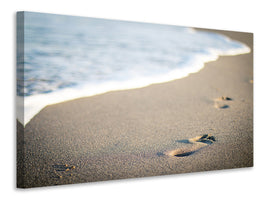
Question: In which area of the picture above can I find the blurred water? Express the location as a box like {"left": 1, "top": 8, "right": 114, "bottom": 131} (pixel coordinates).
{"left": 17, "top": 12, "right": 250, "bottom": 125}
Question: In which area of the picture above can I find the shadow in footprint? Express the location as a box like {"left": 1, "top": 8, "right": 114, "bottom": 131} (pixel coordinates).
{"left": 173, "top": 151, "right": 196, "bottom": 157}
{"left": 221, "top": 96, "right": 233, "bottom": 101}
{"left": 176, "top": 139, "right": 191, "bottom": 144}
{"left": 218, "top": 105, "right": 229, "bottom": 109}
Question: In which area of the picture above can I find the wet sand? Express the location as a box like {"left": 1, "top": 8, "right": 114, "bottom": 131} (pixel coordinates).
{"left": 17, "top": 29, "right": 253, "bottom": 188}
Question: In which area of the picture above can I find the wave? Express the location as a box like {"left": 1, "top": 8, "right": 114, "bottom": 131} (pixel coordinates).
{"left": 18, "top": 35, "right": 250, "bottom": 126}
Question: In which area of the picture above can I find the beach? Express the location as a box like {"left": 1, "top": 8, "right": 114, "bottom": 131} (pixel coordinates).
{"left": 17, "top": 29, "right": 253, "bottom": 188}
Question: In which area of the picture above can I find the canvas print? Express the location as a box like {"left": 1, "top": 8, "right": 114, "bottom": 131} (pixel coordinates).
{"left": 16, "top": 11, "right": 253, "bottom": 188}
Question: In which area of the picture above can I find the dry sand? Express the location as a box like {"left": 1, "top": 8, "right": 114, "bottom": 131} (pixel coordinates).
{"left": 17, "top": 29, "right": 253, "bottom": 188}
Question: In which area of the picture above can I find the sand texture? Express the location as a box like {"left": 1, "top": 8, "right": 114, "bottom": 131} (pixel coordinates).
{"left": 17, "top": 29, "right": 253, "bottom": 188}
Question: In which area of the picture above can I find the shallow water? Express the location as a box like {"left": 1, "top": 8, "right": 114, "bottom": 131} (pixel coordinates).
{"left": 17, "top": 12, "right": 250, "bottom": 125}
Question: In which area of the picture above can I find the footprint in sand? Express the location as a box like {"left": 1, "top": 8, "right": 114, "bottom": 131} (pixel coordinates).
{"left": 214, "top": 96, "right": 233, "bottom": 109}
{"left": 164, "top": 134, "right": 216, "bottom": 157}
{"left": 51, "top": 164, "right": 76, "bottom": 179}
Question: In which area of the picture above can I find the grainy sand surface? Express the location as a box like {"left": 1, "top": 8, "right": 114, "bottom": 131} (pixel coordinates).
{"left": 17, "top": 29, "right": 253, "bottom": 188}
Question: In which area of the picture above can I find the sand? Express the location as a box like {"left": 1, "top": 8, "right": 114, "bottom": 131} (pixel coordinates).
{"left": 17, "top": 29, "right": 253, "bottom": 188}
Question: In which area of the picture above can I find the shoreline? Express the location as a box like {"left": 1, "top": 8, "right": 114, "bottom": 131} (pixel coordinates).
{"left": 17, "top": 29, "right": 253, "bottom": 188}
{"left": 19, "top": 28, "right": 250, "bottom": 126}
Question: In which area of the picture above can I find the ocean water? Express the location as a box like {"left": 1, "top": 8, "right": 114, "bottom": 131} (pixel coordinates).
{"left": 17, "top": 12, "right": 250, "bottom": 125}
